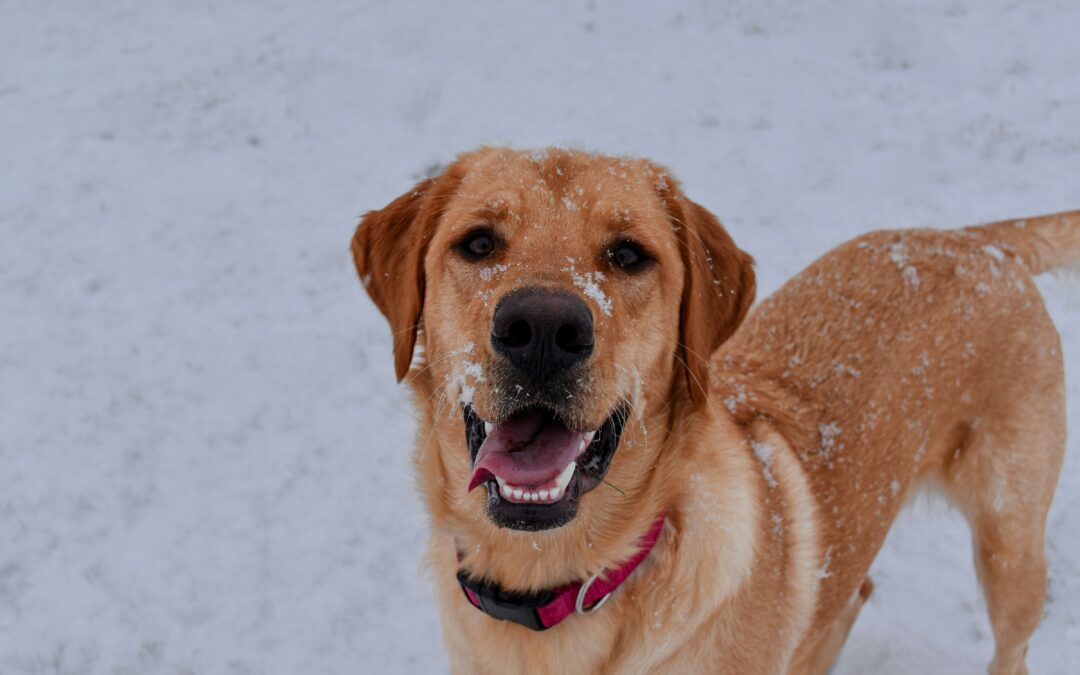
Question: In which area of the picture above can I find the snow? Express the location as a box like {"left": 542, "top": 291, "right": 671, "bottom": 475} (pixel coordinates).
{"left": 750, "top": 440, "right": 779, "bottom": 490}
{"left": 817, "top": 547, "right": 836, "bottom": 580}
{"left": 889, "top": 241, "right": 922, "bottom": 288}
{"left": 1, "top": 1, "right": 1078, "bottom": 673}
{"left": 983, "top": 244, "right": 1007, "bottom": 261}
{"left": 478, "top": 263, "right": 510, "bottom": 282}
{"left": 572, "top": 270, "right": 612, "bottom": 317}
{"left": 564, "top": 258, "right": 613, "bottom": 317}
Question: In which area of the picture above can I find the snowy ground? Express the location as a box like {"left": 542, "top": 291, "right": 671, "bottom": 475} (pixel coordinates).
{"left": 2, "top": 1, "right": 1078, "bottom": 673}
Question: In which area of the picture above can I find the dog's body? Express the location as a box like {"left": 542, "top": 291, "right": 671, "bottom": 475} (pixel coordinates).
{"left": 352, "top": 148, "right": 1077, "bottom": 674}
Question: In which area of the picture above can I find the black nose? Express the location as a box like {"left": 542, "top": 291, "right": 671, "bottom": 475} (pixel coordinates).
{"left": 491, "top": 288, "right": 594, "bottom": 382}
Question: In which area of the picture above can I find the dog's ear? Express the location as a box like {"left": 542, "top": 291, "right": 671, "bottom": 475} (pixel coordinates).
{"left": 351, "top": 166, "right": 462, "bottom": 381}
{"left": 661, "top": 182, "right": 756, "bottom": 408}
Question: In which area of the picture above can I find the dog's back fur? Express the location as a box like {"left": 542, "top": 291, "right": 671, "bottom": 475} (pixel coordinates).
{"left": 719, "top": 221, "right": 1069, "bottom": 672}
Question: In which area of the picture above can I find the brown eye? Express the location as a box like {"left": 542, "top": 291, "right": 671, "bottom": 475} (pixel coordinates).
{"left": 607, "top": 240, "right": 651, "bottom": 271}
{"left": 456, "top": 229, "right": 496, "bottom": 260}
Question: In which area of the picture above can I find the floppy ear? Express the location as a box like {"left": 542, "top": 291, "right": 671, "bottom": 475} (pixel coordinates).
{"left": 351, "top": 167, "right": 462, "bottom": 381}
{"left": 663, "top": 186, "right": 756, "bottom": 408}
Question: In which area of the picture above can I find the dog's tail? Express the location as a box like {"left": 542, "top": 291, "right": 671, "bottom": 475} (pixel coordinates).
{"left": 970, "top": 209, "right": 1080, "bottom": 277}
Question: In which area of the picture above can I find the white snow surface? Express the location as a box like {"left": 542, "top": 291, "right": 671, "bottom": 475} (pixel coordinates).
{"left": 2, "top": 1, "right": 1079, "bottom": 673}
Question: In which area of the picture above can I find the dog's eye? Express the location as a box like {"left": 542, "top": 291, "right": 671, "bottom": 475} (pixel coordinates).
{"left": 607, "top": 241, "right": 651, "bottom": 271}
{"left": 456, "top": 230, "right": 496, "bottom": 260}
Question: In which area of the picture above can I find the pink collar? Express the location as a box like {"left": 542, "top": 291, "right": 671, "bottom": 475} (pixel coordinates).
{"left": 457, "top": 515, "right": 667, "bottom": 631}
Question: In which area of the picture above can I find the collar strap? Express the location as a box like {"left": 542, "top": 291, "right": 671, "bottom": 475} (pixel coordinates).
{"left": 457, "top": 515, "right": 666, "bottom": 631}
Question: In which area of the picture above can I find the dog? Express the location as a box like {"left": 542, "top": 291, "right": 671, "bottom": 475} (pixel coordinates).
{"left": 351, "top": 147, "right": 1077, "bottom": 674}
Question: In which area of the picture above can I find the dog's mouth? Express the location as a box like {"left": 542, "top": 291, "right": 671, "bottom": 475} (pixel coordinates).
{"left": 463, "top": 404, "right": 628, "bottom": 531}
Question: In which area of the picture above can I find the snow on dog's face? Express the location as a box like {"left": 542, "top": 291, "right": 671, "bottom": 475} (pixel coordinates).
{"left": 353, "top": 148, "right": 754, "bottom": 532}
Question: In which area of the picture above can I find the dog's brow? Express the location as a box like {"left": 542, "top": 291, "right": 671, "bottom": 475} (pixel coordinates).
{"left": 469, "top": 204, "right": 506, "bottom": 223}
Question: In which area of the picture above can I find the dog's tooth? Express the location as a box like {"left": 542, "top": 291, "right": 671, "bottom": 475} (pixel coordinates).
{"left": 539, "top": 489, "right": 549, "bottom": 500}
{"left": 578, "top": 439, "right": 586, "bottom": 451}
{"left": 549, "top": 486, "right": 562, "bottom": 500}
{"left": 524, "top": 492, "right": 534, "bottom": 501}
{"left": 494, "top": 476, "right": 506, "bottom": 489}
{"left": 483, "top": 422, "right": 493, "bottom": 434}
{"left": 513, "top": 488, "right": 524, "bottom": 500}
{"left": 502, "top": 484, "right": 514, "bottom": 499}
{"left": 583, "top": 430, "right": 596, "bottom": 445}
{"left": 554, "top": 461, "right": 576, "bottom": 491}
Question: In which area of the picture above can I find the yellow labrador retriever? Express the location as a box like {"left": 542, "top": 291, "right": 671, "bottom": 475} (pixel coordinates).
{"left": 351, "top": 147, "right": 1077, "bottom": 674}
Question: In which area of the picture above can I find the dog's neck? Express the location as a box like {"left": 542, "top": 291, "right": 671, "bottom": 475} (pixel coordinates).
{"left": 425, "top": 405, "right": 764, "bottom": 672}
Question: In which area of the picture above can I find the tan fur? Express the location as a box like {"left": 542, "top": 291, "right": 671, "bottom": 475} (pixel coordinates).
{"left": 352, "top": 147, "right": 1076, "bottom": 674}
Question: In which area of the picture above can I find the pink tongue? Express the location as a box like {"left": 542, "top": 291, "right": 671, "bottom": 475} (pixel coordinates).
{"left": 468, "top": 410, "right": 585, "bottom": 491}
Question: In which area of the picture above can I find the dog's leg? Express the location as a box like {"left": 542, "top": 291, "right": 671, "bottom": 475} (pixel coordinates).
{"left": 786, "top": 577, "right": 873, "bottom": 675}
{"left": 942, "top": 404, "right": 1065, "bottom": 674}
{"left": 969, "top": 513, "right": 1046, "bottom": 675}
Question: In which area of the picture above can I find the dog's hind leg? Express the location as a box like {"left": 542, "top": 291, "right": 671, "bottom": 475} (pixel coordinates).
{"left": 941, "top": 386, "right": 1066, "bottom": 674}
{"left": 786, "top": 577, "right": 873, "bottom": 675}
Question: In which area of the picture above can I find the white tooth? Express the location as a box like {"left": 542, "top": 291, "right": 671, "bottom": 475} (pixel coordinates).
{"left": 549, "top": 486, "right": 562, "bottom": 500}
{"left": 494, "top": 476, "right": 506, "bottom": 489}
{"left": 484, "top": 422, "right": 493, "bottom": 434}
{"left": 522, "top": 492, "right": 532, "bottom": 501}
{"left": 578, "top": 439, "right": 586, "bottom": 451}
{"left": 539, "top": 489, "right": 549, "bottom": 500}
{"left": 513, "top": 488, "right": 524, "bottom": 500}
{"left": 583, "top": 430, "right": 596, "bottom": 445}
{"left": 554, "top": 461, "right": 576, "bottom": 491}
{"left": 502, "top": 484, "right": 514, "bottom": 499}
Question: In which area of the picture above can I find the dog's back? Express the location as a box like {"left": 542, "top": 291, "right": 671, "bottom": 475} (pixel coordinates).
{"left": 718, "top": 211, "right": 1078, "bottom": 674}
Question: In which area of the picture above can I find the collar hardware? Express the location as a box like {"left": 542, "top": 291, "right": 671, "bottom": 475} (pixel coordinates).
{"left": 574, "top": 573, "right": 610, "bottom": 615}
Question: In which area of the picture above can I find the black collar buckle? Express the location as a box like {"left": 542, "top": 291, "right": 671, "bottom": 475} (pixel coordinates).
{"left": 457, "top": 570, "right": 556, "bottom": 631}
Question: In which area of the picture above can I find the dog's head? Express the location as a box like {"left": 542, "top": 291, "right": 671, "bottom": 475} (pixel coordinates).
{"left": 353, "top": 148, "right": 754, "bottom": 534}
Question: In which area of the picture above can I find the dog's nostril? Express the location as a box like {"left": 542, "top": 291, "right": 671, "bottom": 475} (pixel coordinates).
{"left": 555, "top": 324, "right": 589, "bottom": 353}
{"left": 504, "top": 320, "right": 532, "bottom": 348}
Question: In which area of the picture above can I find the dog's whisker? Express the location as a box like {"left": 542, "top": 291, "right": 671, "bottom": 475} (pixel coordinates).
{"left": 408, "top": 349, "right": 467, "bottom": 383}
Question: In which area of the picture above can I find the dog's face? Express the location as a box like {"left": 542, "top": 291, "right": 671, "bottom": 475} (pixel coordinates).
{"left": 353, "top": 148, "right": 754, "bottom": 533}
